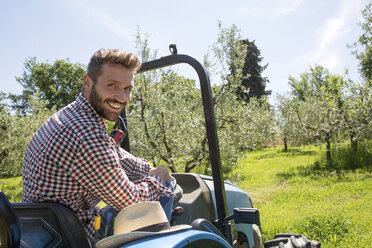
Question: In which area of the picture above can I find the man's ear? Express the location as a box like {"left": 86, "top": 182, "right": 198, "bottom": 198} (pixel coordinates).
{"left": 83, "top": 74, "right": 92, "bottom": 97}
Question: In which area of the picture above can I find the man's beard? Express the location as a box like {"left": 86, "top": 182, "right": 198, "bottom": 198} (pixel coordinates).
{"left": 89, "top": 84, "right": 124, "bottom": 122}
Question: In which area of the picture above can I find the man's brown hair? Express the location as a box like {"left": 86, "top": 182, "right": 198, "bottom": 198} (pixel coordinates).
{"left": 87, "top": 48, "right": 141, "bottom": 83}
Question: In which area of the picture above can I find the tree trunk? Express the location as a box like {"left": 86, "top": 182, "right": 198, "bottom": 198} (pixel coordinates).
{"left": 325, "top": 132, "right": 331, "bottom": 161}
{"left": 284, "top": 137, "right": 288, "bottom": 152}
{"left": 350, "top": 133, "right": 358, "bottom": 152}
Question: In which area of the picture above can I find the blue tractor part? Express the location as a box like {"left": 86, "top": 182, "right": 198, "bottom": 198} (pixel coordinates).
{"left": 171, "top": 173, "right": 261, "bottom": 247}
{"left": 108, "top": 229, "right": 232, "bottom": 248}
{"left": 96, "top": 222, "right": 232, "bottom": 248}
{"left": 200, "top": 174, "right": 261, "bottom": 247}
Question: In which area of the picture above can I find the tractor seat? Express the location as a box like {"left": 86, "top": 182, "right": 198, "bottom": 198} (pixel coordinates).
{"left": 12, "top": 201, "right": 91, "bottom": 248}
{"left": 0, "top": 191, "right": 21, "bottom": 248}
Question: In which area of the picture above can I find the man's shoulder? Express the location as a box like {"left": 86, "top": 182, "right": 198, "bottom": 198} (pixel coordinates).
{"left": 59, "top": 105, "right": 100, "bottom": 132}
{"left": 56, "top": 101, "right": 106, "bottom": 141}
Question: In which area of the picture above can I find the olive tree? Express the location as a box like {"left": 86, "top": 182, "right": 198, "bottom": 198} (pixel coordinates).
{"left": 277, "top": 65, "right": 371, "bottom": 160}
{"left": 205, "top": 23, "right": 276, "bottom": 156}
{"left": 349, "top": 3, "right": 372, "bottom": 82}
{"left": 128, "top": 25, "right": 276, "bottom": 173}
{"left": 340, "top": 80, "right": 372, "bottom": 149}
{"left": 127, "top": 32, "right": 204, "bottom": 173}
{"left": 0, "top": 93, "right": 55, "bottom": 176}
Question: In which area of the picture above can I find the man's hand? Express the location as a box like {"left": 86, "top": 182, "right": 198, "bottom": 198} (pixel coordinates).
{"left": 149, "top": 166, "right": 171, "bottom": 182}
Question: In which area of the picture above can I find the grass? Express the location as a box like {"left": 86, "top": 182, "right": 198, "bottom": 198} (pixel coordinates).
{"left": 227, "top": 145, "right": 372, "bottom": 248}
{"left": 0, "top": 176, "right": 22, "bottom": 202}
{"left": 1, "top": 145, "right": 371, "bottom": 247}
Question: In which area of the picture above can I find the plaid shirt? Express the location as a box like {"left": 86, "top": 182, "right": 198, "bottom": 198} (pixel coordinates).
{"left": 22, "top": 94, "right": 172, "bottom": 242}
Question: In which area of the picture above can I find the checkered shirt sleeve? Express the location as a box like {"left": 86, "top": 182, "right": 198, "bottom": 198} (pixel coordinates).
{"left": 68, "top": 132, "right": 173, "bottom": 208}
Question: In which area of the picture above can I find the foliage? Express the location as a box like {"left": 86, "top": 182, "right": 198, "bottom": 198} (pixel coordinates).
{"left": 205, "top": 22, "right": 276, "bottom": 169}
{"left": 278, "top": 66, "right": 345, "bottom": 148}
{"left": 293, "top": 214, "right": 352, "bottom": 246}
{"left": 278, "top": 2, "right": 372, "bottom": 156}
{"left": 0, "top": 92, "right": 7, "bottom": 112}
{"left": 235, "top": 39, "right": 271, "bottom": 103}
{"left": 126, "top": 30, "right": 204, "bottom": 173}
{"left": 129, "top": 70, "right": 204, "bottom": 172}
{"left": 277, "top": 65, "right": 371, "bottom": 161}
{"left": 298, "top": 142, "right": 372, "bottom": 175}
{"left": 340, "top": 80, "right": 372, "bottom": 145}
{"left": 329, "top": 142, "right": 372, "bottom": 171}
{"left": 0, "top": 93, "right": 54, "bottom": 176}
{"left": 9, "top": 57, "right": 85, "bottom": 115}
{"left": 349, "top": 3, "right": 372, "bottom": 82}
{"left": 128, "top": 24, "right": 276, "bottom": 173}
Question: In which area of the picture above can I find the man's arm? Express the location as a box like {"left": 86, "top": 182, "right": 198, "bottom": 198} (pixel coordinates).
{"left": 67, "top": 136, "right": 173, "bottom": 210}
{"left": 118, "top": 147, "right": 172, "bottom": 183}
{"left": 117, "top": 147, "right": 151, "bottom": 180}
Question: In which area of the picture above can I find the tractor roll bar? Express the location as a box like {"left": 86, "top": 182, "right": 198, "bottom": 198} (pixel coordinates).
{"left": 120, "top": 46, "right": 228, "bottom": 237}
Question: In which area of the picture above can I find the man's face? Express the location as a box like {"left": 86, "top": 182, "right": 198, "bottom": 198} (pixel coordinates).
{"left": 83, "top": 63, "right": 134, "bottom": 122}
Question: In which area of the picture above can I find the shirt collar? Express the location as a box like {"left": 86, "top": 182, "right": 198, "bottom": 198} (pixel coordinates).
{"left": 76, "top": 93, "right": 107, "bottom": 130}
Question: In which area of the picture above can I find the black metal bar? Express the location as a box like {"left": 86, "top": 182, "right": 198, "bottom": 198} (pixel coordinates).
{"left": 120, "top": 110, "right": 131, "bottom": 153}
{"left": 128, "top": 53, "right": 228, "bottom": 237}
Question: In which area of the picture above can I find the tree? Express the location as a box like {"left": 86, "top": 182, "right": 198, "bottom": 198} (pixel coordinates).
{"left": 0, "top": 93, "right": 55, "bottom": 176}
{"left": 235, "top": 39, "right": 271, "bottom": 103}
{"left": 339, "top": 80, "right": 372, "bottom": 150}
{"left": 279, "top": 63, "right": 372, "bottom": 160}
{"left": 349, "top": 3, "right": 372, "bottom": 82}
{"left": 128, "top": 31, "right": 205, "bottom": 173}
{"left": 128, "top": 25, "right": 276, "bottom": 174}
{"left": 280, "top": 66, "right": 347, "bottom": 160}
{"left": 0, "top": 92, "right": 7, "bottom": 112}
{"left": 276, "top": 96, "right": 305, "bottom": 151}
{"left": 9, "top": 57, "right": 85, "bottom": 115}
{"left": 129, "top": 70, "right": 204, "bottom": 173}
{"left": 201, "top": 23, "right": 275, "bottom": 171}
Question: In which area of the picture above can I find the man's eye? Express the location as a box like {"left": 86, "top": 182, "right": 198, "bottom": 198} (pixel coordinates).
{"left": 108, "top": 84, "right": 116, "bottom": 88}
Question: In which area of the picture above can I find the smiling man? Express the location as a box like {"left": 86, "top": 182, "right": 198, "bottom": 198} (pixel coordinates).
{"left": 21, "top": 49, "right": 174, "bottom": 243}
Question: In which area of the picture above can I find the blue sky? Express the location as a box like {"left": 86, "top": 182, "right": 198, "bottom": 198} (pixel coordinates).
{"left": 0, "top": 0, "right": 368, "bottom": 103}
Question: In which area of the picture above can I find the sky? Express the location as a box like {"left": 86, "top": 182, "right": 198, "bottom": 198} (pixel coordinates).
{"left": 0, "top": 0, "right": 369, "bottom": 104}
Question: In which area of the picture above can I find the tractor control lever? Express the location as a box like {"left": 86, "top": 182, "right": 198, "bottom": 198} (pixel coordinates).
{"left": 110, "top": 116, "right": 127, "bottom": 144}
{"left": 172, "top": 206, "right": 184, "bottom": 216}
{"left": 111, "top": 130, "right": 125, "bottom": 144}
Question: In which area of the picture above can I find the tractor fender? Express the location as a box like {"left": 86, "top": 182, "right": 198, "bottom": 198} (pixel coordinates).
{"left": 199, "top": 175, "right": 257, "bottom": 248}
{"left": 117, "top": 229, "right": 232, "bottom": 248}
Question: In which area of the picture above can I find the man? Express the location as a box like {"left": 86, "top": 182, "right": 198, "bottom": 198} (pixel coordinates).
{"left": 22, "top": 48, "right": 174, "bottom": 242}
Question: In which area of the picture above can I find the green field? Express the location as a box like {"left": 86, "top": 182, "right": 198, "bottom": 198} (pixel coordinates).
{"left": 1, "top": 146, "right": 371, "bottom": 247}
{"left": 0, "top": 176, "right": 22, "bottom": 202}
{"left": 228, "top": 146, "right": 372, "bottom": 248}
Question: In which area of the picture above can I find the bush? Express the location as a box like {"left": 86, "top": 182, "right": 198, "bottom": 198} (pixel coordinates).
{"left": 299, "top": 142, "right": 371, "bottom": 175}
{"left": 331, "top": 142, "right": 372, "bottom": 171}
{"left": 293, "top": 214, "right": 352, "bottom": 247}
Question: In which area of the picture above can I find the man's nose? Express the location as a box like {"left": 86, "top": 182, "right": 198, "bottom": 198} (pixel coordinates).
{"left": 115, "top": 90, "right": 131, "bottom": 103}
